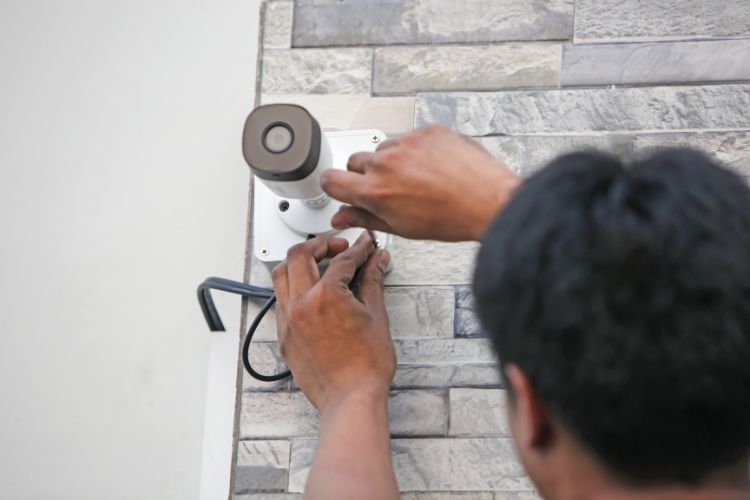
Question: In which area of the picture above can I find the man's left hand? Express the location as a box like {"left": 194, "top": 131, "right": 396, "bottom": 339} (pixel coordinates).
{"left": 271, "top": 231, "right": 395, "bottom": 413}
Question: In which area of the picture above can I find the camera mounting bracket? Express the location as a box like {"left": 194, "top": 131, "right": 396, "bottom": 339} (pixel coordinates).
{"left": 252, "top": 129, "right": 390, "bottom": 263}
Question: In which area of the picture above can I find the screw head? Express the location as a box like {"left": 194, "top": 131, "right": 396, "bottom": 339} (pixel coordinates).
{"left": 371, "top": 135, "right": 380, "bottom": 143}
{"left": 278, "top": 200, "right": 290, "bottom": 212}
{"left": 260, "top": 248, "right": 269, "bottom": 257}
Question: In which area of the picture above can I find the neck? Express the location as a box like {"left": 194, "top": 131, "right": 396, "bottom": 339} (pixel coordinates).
{"left": 535, "top": 433, "right": 749, "bottom": 500}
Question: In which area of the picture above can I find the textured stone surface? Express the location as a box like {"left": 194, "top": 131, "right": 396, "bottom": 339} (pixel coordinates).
{"left": 241, "top": 392, "right": 319, "bottom": 439}
{"left": 393, "top": 363, "right": 502, "bottom": 390}
{"left": 260, "top": 94, "right": 415, "bottom": 135}
{"left": 386, "top": 286, "right": 454, "bottom": 338}
{"left": 396, "top": 338, "right": 496, "bottom": 365}
{"left": 450, "top": 389, "right": 510, "bottom": 437}
{"left": 388, "top": 390, "right": 449, "bottom": 437}
{"left": 292, "top": 0, "right": 574, "bottom": 46}
{"left": 454, "top": 285, "right": 483, "bottom": 338}
{"left": 262, "top": 1, "right": 294, "bottom": 48}
{"left": 241, "top": 390, "right": 449, "bottom": 438}
{"left": 416, "top": 84, "right": 750, "bottom": 136}
{"left": 261, "top": 48, "right": 372, "bottom": 94}
{"left": 477, "top": 135, "right": 633, "bottom": 176}
{"left": 249, "top": 286, "right": 453, "bottom": 342}
{"left": 402, "top": 494, "right": 493, "bottom": 500}
{"left": 386, "top": 238, "right": 479, "bottom": 286}
{"left": 575, "top": 0, "right": 750, "bottom": 42}
{"left": 494, "top": 493, "right": 542, "bottom": 500}
{"left": 562, "top": 39, "right": 750, "bottom": 87}
{"left": 242, "top": 342, "right": 290, "bottom": 392}
{"left": 289, "top": 438, "right": 532, "bottom": 492}
{"left": 633, "top": 132, "right": 750, "bottom": 177}
{"left": 235, "top": 440, "right": 291, "bottom": 493}
{"left": 374, "top": 44, "right": 560, "bottom": 95}
{"left": 234, "top": 495, "right": 301, "bottom": 500}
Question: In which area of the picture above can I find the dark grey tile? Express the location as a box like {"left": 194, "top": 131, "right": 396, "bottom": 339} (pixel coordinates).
{"left": 455, "top": 285, "right": 484, "bottom": 338}
{"left": 562, "top": 39, "right": 750, "bottom": 87}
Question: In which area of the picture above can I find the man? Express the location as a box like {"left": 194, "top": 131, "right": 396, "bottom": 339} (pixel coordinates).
{"left": 270, "top": 125, "right": 750, "bottom": 499}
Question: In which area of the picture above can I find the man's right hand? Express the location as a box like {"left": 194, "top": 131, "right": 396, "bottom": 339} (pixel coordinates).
{"left": 320, "top": 124, "right": 520, "bottom": 242}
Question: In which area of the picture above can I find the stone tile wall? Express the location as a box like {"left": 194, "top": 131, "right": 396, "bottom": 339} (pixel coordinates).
{"left": 239, "top": 1, "right": 750, "bottom": 497}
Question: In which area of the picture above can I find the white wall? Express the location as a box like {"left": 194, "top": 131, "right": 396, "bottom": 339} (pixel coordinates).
{"left": 0, "top": 1, "right": 260, "bottom": 498}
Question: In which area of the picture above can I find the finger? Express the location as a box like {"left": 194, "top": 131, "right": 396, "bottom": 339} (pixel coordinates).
{"left": 271, "top": 262, "right": 289, "bottom": 306}
{"left": 331, "top": 206, "right": 393, "bottom": 233}
{"left": 320, "top": 169, "right": 369, "bottom": 206}
{"left": 347, "top": 151, "right": 374, "bottom": 173}
{"left": 375, "top": 137, "right": 401, "bottom": 151}
{"left": 286, "top": 237, "right": 349, "bottom": 298}
{"left": 322, "top": 231, "right": 376, "bottom": 289}
{"left": 357, "top": 249, "right": 390, "bottom": 312}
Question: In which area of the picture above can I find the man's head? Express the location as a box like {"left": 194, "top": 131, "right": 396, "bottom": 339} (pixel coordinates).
{"left": 473, "top": 149, "right": 750, "bottom": 495}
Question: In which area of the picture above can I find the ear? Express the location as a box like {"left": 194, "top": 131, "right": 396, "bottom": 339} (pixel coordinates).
{"left": 505, "top": 364, "right": 553, "bottom": 449}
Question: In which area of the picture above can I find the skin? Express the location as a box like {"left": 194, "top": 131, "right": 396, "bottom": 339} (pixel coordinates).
{"left": 272, "top": 124, "right": 750, "bottom": 500}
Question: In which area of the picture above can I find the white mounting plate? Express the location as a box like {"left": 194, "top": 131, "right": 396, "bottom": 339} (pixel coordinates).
{"left": 253, "top": 129, "right": 390, "bottom": 263}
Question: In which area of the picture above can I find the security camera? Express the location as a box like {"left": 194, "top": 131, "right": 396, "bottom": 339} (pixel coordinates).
{"left": 242, "top": 104, "right": 332, "bottom": 208}
{"left": 242, "top": 103, "right": 390, "bottom": 262}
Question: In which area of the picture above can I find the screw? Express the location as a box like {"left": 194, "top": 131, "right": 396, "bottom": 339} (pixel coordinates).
{"left": 279, "top": 200, "right": 290, "bottom": 212}
{"left": 371, "top": 135, "right": 380, "bottom": 143}
{"left": 260, "top": 248, "right": 269, "bottom": 257}
{"left": 375, "top": 239, "right": 381, "bottom": 248}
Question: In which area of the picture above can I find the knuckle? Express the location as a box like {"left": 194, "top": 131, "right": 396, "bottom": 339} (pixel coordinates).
{"left": 271, "top": 263, "right": 286, "bottom": 282}
{"left": 367, "top": 271, "right": 385, "bottom": 288}
{"left": 286, "top": 242, "right": 308, "bottom": 258}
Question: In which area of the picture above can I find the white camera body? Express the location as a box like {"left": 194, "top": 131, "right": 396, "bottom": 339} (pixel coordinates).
{"left": 242, "top": 104, "right": 390, "bottom": 263}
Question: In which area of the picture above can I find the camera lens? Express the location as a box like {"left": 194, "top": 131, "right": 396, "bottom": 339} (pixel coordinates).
{"left": 263, "top": 124, "right": 293, "bottom": 153}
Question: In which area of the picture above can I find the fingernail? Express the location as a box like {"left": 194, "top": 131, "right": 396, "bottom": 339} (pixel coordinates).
{"left": 378, "top": 249, "right": 391, "bottom": 272}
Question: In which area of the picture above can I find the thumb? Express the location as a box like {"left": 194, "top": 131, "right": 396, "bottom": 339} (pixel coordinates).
{"left": 357, "top": 249, "right": 390, "bottom": 314}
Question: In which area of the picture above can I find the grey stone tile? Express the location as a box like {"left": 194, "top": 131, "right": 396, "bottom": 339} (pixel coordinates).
{"left": 261, "top": 48, "right": 372, "bottom": 95}
{"left": 494, "top": 493, "right": 542, "bottom": 500}
{"left": 574, "top": 0, "right": 750, "bottom": 43}
{"left": 263, "top": 1, "right": 294, "bottom": 49}
{"left": 386, "top": 238, "right": 479, "bottom": 286}
{"left": 260, "top": 94, "right": 415, "bottom": 135}
{"left": 416, "top": 84, "right": 750, "bottom": 136}
{"left": 235, "top": 440, "right": 290, "bottom": 494}
{"left": 248, "top": 286, "right": 453, "bottom": 342}
{"left": 389, "top": 390, "right": 449, "bottom": 437}
{"left": 562, "top": 39, "right": 750, "bottom": 87}
{"left": 234, "top": 495, "right": 301, "bottom": 500}
{"left": 289, "top": 438, "right": 532, "bottom": 492}
{"left": 292, "top": 0, "right": 574, "bottom": 46}
{"left": 633, "top": 132, "right": 750, "bottom": 177}
{"left": 386, "top": 286, "right": 454, "bottom": 338}
{"left": 476, "top": 135, "right": 633, "bottom": 177}
{"left": 449, "top": 389, "right": 510, "bottom": 437}
{"left": 393, "top": 364, "right": 503, "bottom": 390}
{"left": 454, "top": 285, "right": 483, "bottom": 338}
{"left": 395, "top": 338, "right": 496, "bottom": 365}
{"left": 402, "top": 494, "right": 494, "bottom": 500}
{"left": 241, "top": 392, "right": 318, "bottom": 439}
{"left": 241, "top": 390, "right": 449, "bottom": 438}
{"left": 374, "top": 44, "right": 560, "bottom": 95}
{"left": 242, "top": 342, "right": 290, "bottom": 392}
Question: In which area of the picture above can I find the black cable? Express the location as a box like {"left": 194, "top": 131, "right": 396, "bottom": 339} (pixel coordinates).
{"left": 241, "top": 293, "right": 291, "bottom": 381}
{"left": 197, "top": 277, "right": 291, "bottom": 382}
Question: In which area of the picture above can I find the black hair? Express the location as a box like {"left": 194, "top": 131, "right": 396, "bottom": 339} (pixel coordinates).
{"left": 473, "top": 148, "right": 750, "bottom": 485}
